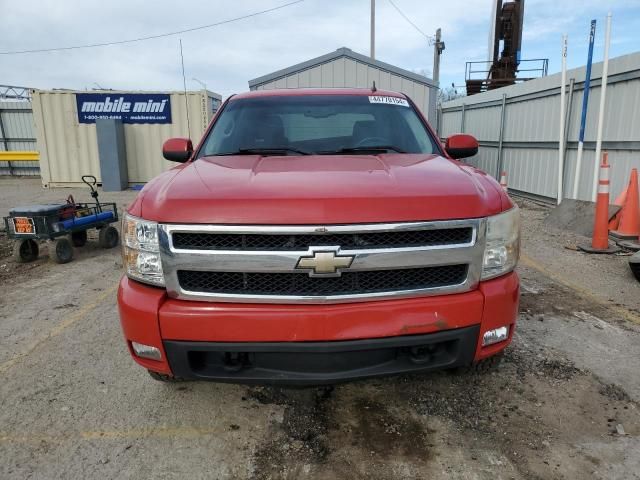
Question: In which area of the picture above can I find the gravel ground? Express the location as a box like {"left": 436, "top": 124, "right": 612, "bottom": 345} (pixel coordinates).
{"left": 516, "top": 196, "right": 639, "bottom": 315}
{"left": 1, "top": 177, "right": 639, "bottom": 479}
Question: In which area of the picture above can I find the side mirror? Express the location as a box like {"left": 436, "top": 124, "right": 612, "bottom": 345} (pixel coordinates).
{"left": 162, "top": 138, "right": 193, "bottom": 163}
{"left": 445, "top": 134, "right": 478, "bottom": 159}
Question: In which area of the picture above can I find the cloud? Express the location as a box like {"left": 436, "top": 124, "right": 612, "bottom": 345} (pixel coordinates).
{"left": 1, "top": 0, "right": 638, "bottom": 98}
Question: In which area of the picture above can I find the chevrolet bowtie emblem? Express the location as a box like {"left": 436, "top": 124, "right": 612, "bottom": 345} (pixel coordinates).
{"left": 296, "top": 247, "right": 355, "bottom": 277}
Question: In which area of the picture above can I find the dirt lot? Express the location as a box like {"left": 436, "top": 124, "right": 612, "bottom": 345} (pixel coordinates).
{"left": 1, "top": 177, "right": 639, "bottom": 479}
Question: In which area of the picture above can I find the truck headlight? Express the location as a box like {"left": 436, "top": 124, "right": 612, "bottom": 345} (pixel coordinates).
{"left": 482, "top": 206, "right": 520, "bottom": 280}
{"left": 122, "top": 213, "right": 165, "bottom": 286}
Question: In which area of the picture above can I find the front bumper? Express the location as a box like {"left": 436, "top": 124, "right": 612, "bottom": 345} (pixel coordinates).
{"left": 164, "top": 326, "right": 479, "bottom": 385}
{"left": 117, "top": 272, "right": 519, "bottom": 383}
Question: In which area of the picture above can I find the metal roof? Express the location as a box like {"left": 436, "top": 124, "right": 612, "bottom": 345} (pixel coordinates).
{"left": 248, "top": 47, "right": 436, "bottom": 89}
{"left": 232, "top": 87, "right": 407, "bottom": 100}
{"left": 36, "top": 88, "right": 223, "bottom": 101}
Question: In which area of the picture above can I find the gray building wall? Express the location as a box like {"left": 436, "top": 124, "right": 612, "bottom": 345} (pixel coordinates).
{"left": 440, "top": 52, "right": 640, "bottom": 201}
{"left": 249, "top": 48, "right": 438, "bottom": 123}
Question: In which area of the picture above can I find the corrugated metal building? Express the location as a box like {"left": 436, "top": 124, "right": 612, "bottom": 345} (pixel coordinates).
{"left": 31, "top": 89, "right": 221, "bottom": 187}
{"left": 439, "top": 52, "right": 640, "bottom": 201}
{"left": 249, "top": 47, "right": 438, "bottom": 123}
{"left": 0, "top": 97, "right": 39, "bottom": 176}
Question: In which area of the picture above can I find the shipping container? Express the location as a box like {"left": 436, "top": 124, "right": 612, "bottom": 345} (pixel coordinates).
{"left": 31, "top": 89, "right": 221, "bottom": 187}
{"left": 0, "top": 97, "right": 39, "bottom": 176}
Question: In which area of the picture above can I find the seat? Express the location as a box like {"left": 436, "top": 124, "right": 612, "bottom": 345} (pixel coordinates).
{"left": 244, "top": 114, "right": 287, "bottom": 148}
{"left": 352, "top": 120, "right": 385, "bottom": 146}
{"left": 10, "top": 204, "right": 66, "bottom": 216}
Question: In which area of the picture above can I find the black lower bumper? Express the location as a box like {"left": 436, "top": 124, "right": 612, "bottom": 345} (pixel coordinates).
{"left": 163, "top": 326, "right": 479, "bottom": 386}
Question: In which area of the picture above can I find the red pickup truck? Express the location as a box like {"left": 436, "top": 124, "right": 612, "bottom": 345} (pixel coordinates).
{"left": 117, "top": 88, "right": 520, "bottom": 385}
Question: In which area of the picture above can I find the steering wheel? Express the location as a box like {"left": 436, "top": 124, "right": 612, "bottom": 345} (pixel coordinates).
{"left": 355, "top": 136, "right": 388, "bottom": 148}
{"left": 222, "top": 119, "right": 235, "bottom": 139}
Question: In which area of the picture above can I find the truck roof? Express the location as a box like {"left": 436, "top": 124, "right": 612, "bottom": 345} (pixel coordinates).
{"left": 232, "top": 88, "right": 407, "bottom": 100}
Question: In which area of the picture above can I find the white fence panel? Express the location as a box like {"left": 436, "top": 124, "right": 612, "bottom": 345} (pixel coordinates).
{"left": 441, "top": 52, "right": 640, "bottom": 201}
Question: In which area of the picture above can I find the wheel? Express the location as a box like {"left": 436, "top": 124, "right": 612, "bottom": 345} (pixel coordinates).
{"left": 148, "top": 370, "right": 186, "bottom": 382}
{"left": 71, "top": 230, "right": 88, "bottom": 247}
{"left": 98, "top": 226, "right": 119, "bottom": 249}
{"left": 13, "top": 239, "right": 39, "bottom": 263}
{"left": 456, "top": 353, "right": 504, "bottom": 375}
{"left": 630, "top": 261, "right": 640, "bottom": 282}
{"left": 50, "top": 237, "right": 74, "bottom": 264}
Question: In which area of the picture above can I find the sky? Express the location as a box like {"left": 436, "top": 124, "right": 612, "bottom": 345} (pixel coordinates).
{"left": 1, "top": 0, "right": 639, "bottom": 99}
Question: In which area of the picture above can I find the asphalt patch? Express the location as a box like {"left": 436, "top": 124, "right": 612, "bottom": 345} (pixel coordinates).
{"left": 249, "top": 386, "right": 333, "bottom": 479}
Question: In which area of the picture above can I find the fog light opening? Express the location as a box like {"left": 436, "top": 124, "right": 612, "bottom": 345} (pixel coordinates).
{"left": 482, "top": 326, "right": 509, "bottom": 347}
{"left": 131, "top": 341, "right": 162, "bottom": 361}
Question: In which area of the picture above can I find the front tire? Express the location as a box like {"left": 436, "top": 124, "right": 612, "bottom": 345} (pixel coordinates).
{"left": 50, "top": 237, "right": 74, "bottom": 264}
{"left": 148, "top": 370, "right": 186, "bottom": 383}
{"left": 457, "top": 353, "right": 504, "bottom": 374}
{"left": 13, "top": 239, "right": 39, "bottom": 263}
{"left": 630, "top": 261, "right": 640, "bottom": 282}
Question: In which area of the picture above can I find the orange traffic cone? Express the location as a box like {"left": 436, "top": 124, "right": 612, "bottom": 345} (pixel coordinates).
{"left": 499, "top": 171, "right": 508, "bottom": 191}
{"left": 579, "top": 152, "right": 619, "bottom": 254}
{"left": 610, "top": 168, "right": 640, "bottom": 240}
{"left": 608, "top": 186, "right": 628, "bottom": 230}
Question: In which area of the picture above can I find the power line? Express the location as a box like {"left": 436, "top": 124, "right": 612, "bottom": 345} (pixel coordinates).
{"left": 0, "top": 0, "right": 304, "bottom": 55}
{"left": 387, "top": 0, "right": 433, "bottom": 44}
{"left": 179, "top": 39, "right": 191, "bottom": 140}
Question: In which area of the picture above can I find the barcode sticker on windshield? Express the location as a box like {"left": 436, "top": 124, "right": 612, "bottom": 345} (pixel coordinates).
{"left": 368, "top": 96, "right": 409, "bottom": 107}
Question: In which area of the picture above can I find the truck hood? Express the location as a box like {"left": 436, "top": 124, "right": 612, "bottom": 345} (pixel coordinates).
{"left": 134, "top": 154, "right": 507, "bottom": 224}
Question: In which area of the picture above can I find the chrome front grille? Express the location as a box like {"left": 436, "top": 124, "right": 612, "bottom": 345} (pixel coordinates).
{"left": 171, "top": 227, "right": 473, "bottom": 251}
{"left": 159, "top": 220, "right": 486, "bottom": 304}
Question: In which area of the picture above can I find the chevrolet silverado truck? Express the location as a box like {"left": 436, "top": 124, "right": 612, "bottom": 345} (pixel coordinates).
{"left": 118, "top": 88, "right": 520, "bottom": 385}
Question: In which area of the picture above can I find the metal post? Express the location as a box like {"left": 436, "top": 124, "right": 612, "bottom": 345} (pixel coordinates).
{"left": 460, "top": 104, "right": 466, "bottom": 133}
{"left": 573, "top": 19, "right": 596, "bottom": 199}
{"left": 0, "top": 107, "right": 12, "bottom": 176}
{"left": 558, "top": 34, "right": 568, "bottom": 204}
{"left": 433, "top": 28, "right": 442, "bottom": 86}
{"left": 562, "top": 78, "right": 576, "bottom": 184}
{"left": 370, "top": 0, "right": 375, "bottom": 60}
{"left": 496, "top": 93, "right": 507, "bottom": 179}
{"left": 591, "top": 12, "right": 612, "bottom": 201}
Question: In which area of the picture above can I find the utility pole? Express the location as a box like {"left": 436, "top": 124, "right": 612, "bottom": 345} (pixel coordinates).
{"left": 432, "top": 28, "right": 445, "bottom": 86}
{"left": 558, "top": 34, "right": 568, "bottom": 205}
{"left": 370, "top": 0, "right": 375, "bottom": 60}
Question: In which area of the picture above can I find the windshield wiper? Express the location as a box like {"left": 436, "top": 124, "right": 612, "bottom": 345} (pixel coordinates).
{"left": 317, "top": 145, "right": 406, "bottom": 155}
{"left": 216, "top": 147, "right": 311, "bottom": 156}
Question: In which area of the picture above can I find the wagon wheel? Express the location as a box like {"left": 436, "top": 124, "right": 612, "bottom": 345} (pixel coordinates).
{"left": 13, "top": 239, "right": 39, "bottom": 263}
{"left": 50, "top": 237, "right": 74, "bottom": 264}
{"left": 71, "top": 230, "right": 88, "bottom": 247}
{"left": 98, "top": 226, "right": 119, "bottom": 249}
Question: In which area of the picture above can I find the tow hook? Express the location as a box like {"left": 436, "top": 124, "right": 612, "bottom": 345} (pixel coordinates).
{"left": 409, "top": 345, "right": 434, "bottom": 365}
{"left": 223, "top": 352, "right": 249, "bottom": 372}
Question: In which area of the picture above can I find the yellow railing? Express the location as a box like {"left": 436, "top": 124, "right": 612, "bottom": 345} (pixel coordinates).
{"left": 0, "top": 151, "right": 40, "bottom": 162}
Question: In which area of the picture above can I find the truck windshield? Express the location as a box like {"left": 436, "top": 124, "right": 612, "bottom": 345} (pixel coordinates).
{"left": 198, "top": 95, "right": 439, "bottom": 157}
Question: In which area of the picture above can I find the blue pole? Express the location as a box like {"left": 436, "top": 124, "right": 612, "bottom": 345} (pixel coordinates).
{"left": 573, "top": 19, "right": 597, "bottom": 199}
{"left": 579, "top": 20, "right": 597, "bottom": 143}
